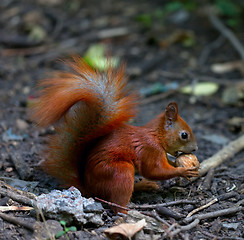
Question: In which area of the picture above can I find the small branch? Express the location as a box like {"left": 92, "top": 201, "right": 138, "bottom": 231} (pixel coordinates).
{"left": 217, "top": 191, "right": 239, "bottom": 201}
{"left": 94, "top": 197, "right": 130, "bottom": 212}
{"left": 0, "top": 206, "right": 33, "bottom": 212}
{"left": 0, "top": 212, "right": 35, "bottom": 232}
{"left": 156, "top": 205, "right": 183, "bottom": 220}
{"left": 133, "top": 199, "right": 198, "bottom": 210}
{"left": 143, "top": 210, "right": 171, "bottom": 227}
{"left": 0, "top": 180, "right": 37, "bottom": 208}
{"left": 184, "top": 205, "right": 243, "bottom": 223}
{"left": 10, "top": 152, "right": 32, "bottom": 180}
{"left": 159, "top": 71, "right": 243, "bottom": 85}
{"left": 206, "top": 8, "right": 244, "bottom": 62}
{"left": 198, "top": 134, "right": 244, "bottom": 177}
{"left": 235, "top": 199, "right": 244, "bottom": 206}
{"left": 186, "top": 198, "right": 218, "bottom": 218}
{"left": 199, "top": 35, "right": 225, "bottom": 65}
{"left": 201, "top": 168, "right": 215, "bottom": 190}
{"left": 144, "top": 210, "right": 182, "bottom": 238}
{"left": 201, "top": 230, "right": 244, "bottom": 240}
{"left": 169, "top": 219, "right": 200, "bottom": 238}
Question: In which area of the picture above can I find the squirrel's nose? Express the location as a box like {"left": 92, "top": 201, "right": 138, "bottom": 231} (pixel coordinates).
{"left": 192, "top": 145, "right": 198, "bottom": 152}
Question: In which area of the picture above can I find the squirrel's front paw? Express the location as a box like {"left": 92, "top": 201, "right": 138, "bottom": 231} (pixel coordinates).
{"left": 175, "top": 153, "right": 199, "bottom": 179}
{"left": 178, "top": 166, "right": 199, "bottom": 179}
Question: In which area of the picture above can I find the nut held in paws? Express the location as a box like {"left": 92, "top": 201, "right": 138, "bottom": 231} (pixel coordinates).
{"left": 176, "top": 153, "right": 200, "bottom": 168}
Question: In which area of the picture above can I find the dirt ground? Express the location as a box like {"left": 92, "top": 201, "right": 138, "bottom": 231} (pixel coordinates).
{"left": 0, "top": 0, "right": 244, "bottom": 239}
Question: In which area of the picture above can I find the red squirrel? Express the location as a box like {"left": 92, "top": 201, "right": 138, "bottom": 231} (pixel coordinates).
{"left": 32, "top": 57, "right": 198, "bottom": 213}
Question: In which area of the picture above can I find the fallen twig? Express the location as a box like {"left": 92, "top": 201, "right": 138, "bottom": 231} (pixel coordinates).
{"left": 217, "top": 191, "right": 239, "bottom": 201}
{"left": 201, "top": 168, "right": 215, "bottom": 190}
{"left": 186, "top": 197, "right": 218, "bottom": 218}
{"left": 97, "top": 27, "right": 129, "bottom": 39}
{"left": 95, "top": 197, "right": 130, "bottom": 212}
{"left": 143, "top": 210, "right": 171, "bottom": 229}
{"left": 201, "top": 230, "right": 244, "bottom": 240}
{"left": 168, "top": 219, "right": 200, "bottom": 238}
{"left": 199, "top": 35, "right": 225, "bottom": 65}
{"left": 156, "top": 205, "right": 183, "bottom": 220}
{"left": 0, "top": 206, "right": 33, "bottom": 212}
{"left": 0, "top": 212, "right": 35, "bottom": 232}
{"left": 184, "top": 204, "right": 243, "bottom": 223}
{"left": 36, "top": 209, "right": 55, "bottom": 240}
{"left": 198, "top": 134, "right": 244, "bottom": 177}
{"left": 159, "top": 70, "right": 243, "bottom": 85}
{"left": 0, "top": 180, "right": 37, "bottom": 208}
{"left": 132, "top": 199, "right": 198, "bottom": 210}
{"left": 174, "top": 192, "right": 238, "bottom": 219}
{"left": 206, "top": 7, "right": 244, "bottom": 62}
{"left": 10, "top": 152, "right": 32, "bottom": 180}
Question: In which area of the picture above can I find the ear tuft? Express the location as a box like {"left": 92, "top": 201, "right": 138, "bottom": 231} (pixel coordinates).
{"left": 165, "top": 102, "right": 178, "bottom": 121}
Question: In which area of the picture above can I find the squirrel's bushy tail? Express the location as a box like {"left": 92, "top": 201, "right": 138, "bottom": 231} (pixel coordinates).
{"left": 32, "top": 57, "right": 137, "bottom": 188}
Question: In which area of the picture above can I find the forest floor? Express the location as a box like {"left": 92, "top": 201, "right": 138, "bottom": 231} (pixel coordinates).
{"left": 0, "top": 0, "right": 244, "bottom": 239}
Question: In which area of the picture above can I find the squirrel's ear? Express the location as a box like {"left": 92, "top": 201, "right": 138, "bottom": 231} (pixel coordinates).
{"left": 165, "top": 102, "right": 178, "bottom": 122}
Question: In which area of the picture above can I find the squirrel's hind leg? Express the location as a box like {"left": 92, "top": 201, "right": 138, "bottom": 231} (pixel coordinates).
{"left": 84, "top": 159, "right": 135, "bottom": 214}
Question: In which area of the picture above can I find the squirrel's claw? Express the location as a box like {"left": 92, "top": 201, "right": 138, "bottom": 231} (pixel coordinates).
{"left": 178, "top": 166, "right": 199, "bottom": 179}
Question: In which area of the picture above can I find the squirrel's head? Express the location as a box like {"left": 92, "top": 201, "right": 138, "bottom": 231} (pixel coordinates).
{"left": 159, "top": 102, "right": 198, "bottom": 157}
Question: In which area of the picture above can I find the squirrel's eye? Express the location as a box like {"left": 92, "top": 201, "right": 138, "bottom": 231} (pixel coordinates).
{"left": 181, "top": 132, "right": 188, "bottom": 140}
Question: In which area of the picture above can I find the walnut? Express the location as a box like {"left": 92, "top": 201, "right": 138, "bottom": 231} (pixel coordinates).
{"left": 176, "top": 153, "right": 199, "bottom": 168}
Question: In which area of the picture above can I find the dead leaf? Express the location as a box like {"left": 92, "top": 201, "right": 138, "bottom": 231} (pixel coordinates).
{"left": 211, "top": 61, "right": 244, "bottom": 76}
{"left": 5, "top": 167, "right": 13, "bottom": 173}
{"left": 180, "top": 82, "right": 219, "bottom": 96}
{"left": 104, "top": 219, "right": 146, "bottom": 239}
{"left": 16, "top": 119, "right": 29, "bottom": 131}
{"left": 222, "top": 82, "right": 244, "bottom": 105}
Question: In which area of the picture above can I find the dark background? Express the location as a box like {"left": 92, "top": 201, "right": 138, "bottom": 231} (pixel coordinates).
{"left": 0, "top": 0, "right": 244, "bottom": 239}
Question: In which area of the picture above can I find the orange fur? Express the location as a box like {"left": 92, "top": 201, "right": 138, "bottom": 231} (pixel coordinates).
{"left": 32, "top": 58, "right": 198, "bottom": 213}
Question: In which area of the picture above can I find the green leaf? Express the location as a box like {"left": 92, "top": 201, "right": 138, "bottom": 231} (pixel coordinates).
{"left": 180, "top": 82, "right": 219, "bottom": 96}
{"left": 136, "top": 14, "right": 152, "bottom": 27}
{"left": 183, "top": 0, "right": 197, "bottom": 11}
{"left": 84, "top": 44, "right": 119, "bottom": 71}
{"left": 67, "top": 226, "right": 77, "bottom": 232}
{"left": 95, "top": 57, "right": 119, "bottom": 71}
{"left": 165, "top": 1, "right": 183, "bottom": 13}
{"left": 182, "top": 34, "right": 195, "bottom": 47}
{"left": 226, "top": 18, "right": 238, "bottom": 27}
{"left": 55, "top": 230, "right": 66, "bottom": 238}
{"left": 84, "top": 44, "right": 105, "bottom": 63}
{"left": 60, "top": 220, "right": 66, "bottom": 226}
{"left": 154, "top": 9, "right": 165, "bottom": 20}
{"left": 216, "top": 0, "right": 240, "bottom": 17}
